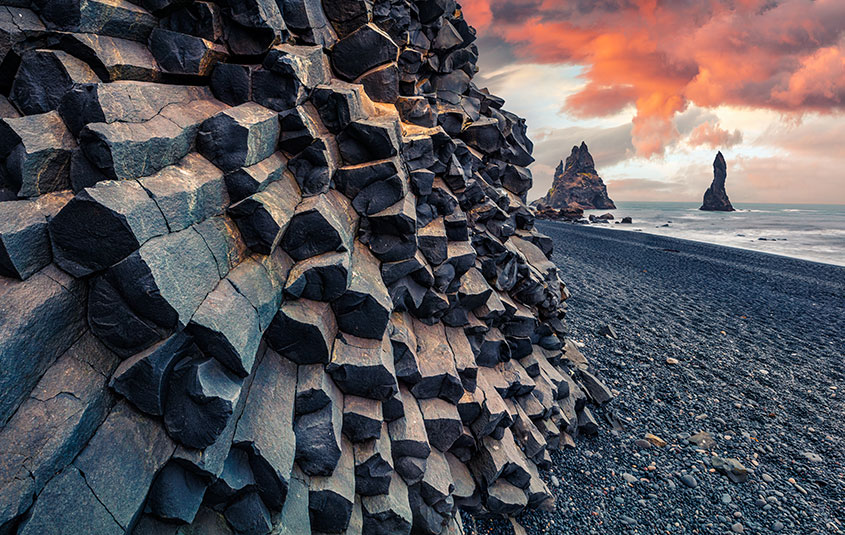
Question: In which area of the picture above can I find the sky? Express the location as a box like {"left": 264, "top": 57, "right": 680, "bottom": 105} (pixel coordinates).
{"left": 460, "top": 0, "right": 845, "bottom": 204}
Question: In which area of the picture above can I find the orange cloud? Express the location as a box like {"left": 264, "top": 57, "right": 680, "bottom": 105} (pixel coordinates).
{"left": 463, "top": 0, "right": 845, "bottom": 157}
{"left": 688, "top": 121, "right": 743, "bottom": 149}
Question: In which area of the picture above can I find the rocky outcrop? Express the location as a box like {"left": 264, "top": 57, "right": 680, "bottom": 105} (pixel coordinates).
{"left": 0, "top": 2, "right": 613, "bottom": 534}
{"left": 700, "top": 152, "right": 735, "bottom": 212}
{"left": 533, "top": 142, "right": 615, "bottom": 211}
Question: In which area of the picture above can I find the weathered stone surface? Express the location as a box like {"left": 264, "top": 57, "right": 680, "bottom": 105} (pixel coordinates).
{"left": 266, "top": 299, "right": 337, "bottom": 365}
{"left": 188, "top": 278, "right": 262, "bottom": 377}
{"left": 234, "top": 349, "right": 297, "bottom": 510}
{"left": 78, "top": 98, "right": 225, "bottom": 181}
{"left": 17, "top": 465, "right": 123, "bottom": 535}
{"left": 328, "top": 332, "right": 398, "bottom": 401}
{"left": 225, "top": 491, "right": 272, "bottom": 535}
{"left": 308, "top": 437, "right": 355, "bottom": 532}
{"left": 9, "top": 49, "right": 100, "bottom": 115}
{"left": 138, "top": 153, "right": 229, "bottom": 231}
{"left": 342, "top": 395, "right": 383, "bottom": 443}
{"left": 198, "top": 102, "right": 280, "bottom": 172}
{"left": 74, "top": 401, "right": 176, "bottom": 529}
{"left": 146, "top": 460, "right": 207, "bottom": 524}
{"left": 331, "top": 241, "right": 392, "bottom": 339}
{"left": 285, "top": 250, "right": 351, "bottom": 302}
{"left": 0, "top": 333, "right": 117, "bottom": 531}
{"left": 224, "top": 152, "right": 286, "bottom": 203}
{"left": 0, "top": 111, "right": 76, "bottom": 198}
{"left": 227, "top": 252, "right": 290, "bottom": 331}
{"left": 0, "top": 268, "right": 87, "bottom": 426}
{"left": 49, "top": 179, "right": 167, "bottom": 277}
{"left": 410, "top": 319, "right": 463, "bottom": 404}
{"left": 0, "top": 195, "right": 66, "bottom": 280}
{"left": 419, "top": 397, "right": 463, "bottom": 453}
{"left": 33, "top": 0, "right": 157, "bottom": 42}
{"left": 361, "top": 470, "right": 412, "bottom": 535}
{"left": 354, "top": 422, "right": 393, "bottom": 496}
{"left": 229, "top": 170, "right": 301, "bottom": 255}
{"left": 281, "top": 190, "right": 356, "bottom": 261}
{"left": 150, "top": 28, "right": 227, "bottom": 76}
{"left": 700, "top": 151, "right": 735, "bottom": 212}
{"left": 47, "top": 32, "right": 160, "bottom": 82}
{"left": 486, "top": 479, "right": 527, "bottom": 515}
{"left": 296, "top": 363, "right": 342, "bottom": 416}
{"left": 388, "top": 386, "right": 430, "bottom": 484}
{"left": 295, "top": 399, "right": 343, "bottom": 477}
{"left": 109, "top": 332, "right": 193, "bottom": 416}
{"left": 164, "top": 356, "right": 242, "bottom": 449}
{"left": 533, "top": 142, "right": 615, "bottom": 211}
{"left": 331, "top": 23, "right": 399, "bottom": 81}
{"left": 107, "top": 227, "right": 220, "bottom": 330}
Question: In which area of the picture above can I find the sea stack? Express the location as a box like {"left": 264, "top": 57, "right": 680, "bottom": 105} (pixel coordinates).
{"left": 533, "top": 142, "right": 616, "bottom": 211}
{"left": 700, "top": 152, "right": 735, "bottom": 211}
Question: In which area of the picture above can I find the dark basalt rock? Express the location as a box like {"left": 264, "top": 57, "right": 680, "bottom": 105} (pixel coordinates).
{"left": 700, "top": 151, "right": 735, "bottom": 212}
{"left": 533, "top": 141, "right": 615, "bottom": 212}
{"left": 0, "top": 2, "right": 616, "bottom": 533}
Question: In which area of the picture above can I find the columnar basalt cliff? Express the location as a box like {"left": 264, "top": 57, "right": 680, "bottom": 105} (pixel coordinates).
{"left": 700, "top": 151, "right": 735, "bottom": 212}
{"left": 0, "top": 1, "right": 611, "bottom": 534}
{"left": 533, "top": 141, "right": 615, "bottom": 212}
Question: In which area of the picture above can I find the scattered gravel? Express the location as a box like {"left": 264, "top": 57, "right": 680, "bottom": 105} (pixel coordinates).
{"left": 468, "top": 223, "right": 844, "bottom": 535}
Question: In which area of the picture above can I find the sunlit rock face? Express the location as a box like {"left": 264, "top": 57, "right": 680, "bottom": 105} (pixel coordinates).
{"left": 0, "top": 1, "right": 612, "bottom": 533}
{"left": 533, "top": 142, "right": 616, "bottom": 212}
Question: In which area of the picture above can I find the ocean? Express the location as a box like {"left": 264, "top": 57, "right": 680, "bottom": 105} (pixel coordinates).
{"left": 578, "top": 202, "right": 845, "bottom": 267}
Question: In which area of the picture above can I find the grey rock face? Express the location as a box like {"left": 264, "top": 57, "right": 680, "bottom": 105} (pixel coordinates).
{"left": 0, "top": 2, "right": 615, "bottom": 533}
{"left": 700, "top": 151, "right": 735, "bottom": 211}
{"left": 533, "top": 141, "right": 615, "bottom": 211}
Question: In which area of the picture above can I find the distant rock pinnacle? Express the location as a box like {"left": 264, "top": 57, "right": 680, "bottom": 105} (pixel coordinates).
{"left": 700, "top": 151, "right": 735, "bottom": 212}
{"left": 533, "top": 142, "right": 616, "bottom": 211}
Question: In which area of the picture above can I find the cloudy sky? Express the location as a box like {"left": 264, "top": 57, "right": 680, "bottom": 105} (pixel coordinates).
{"left": 460, "top": 0, "right": 845, "bottom": 204}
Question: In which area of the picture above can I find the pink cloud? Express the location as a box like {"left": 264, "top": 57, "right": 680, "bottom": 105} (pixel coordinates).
{"left": 462, "top": 0, "right": 845, "bottom": 157}
{"left": 687, "top": 121, "right": 743, "bottom": 149}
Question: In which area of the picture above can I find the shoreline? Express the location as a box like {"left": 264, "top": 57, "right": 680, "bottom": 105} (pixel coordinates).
{"left": 472, "top": 221, "right": 844, "bottom": 534}
{"left": 564, "top": 220, "right": 845, "bottom": 270}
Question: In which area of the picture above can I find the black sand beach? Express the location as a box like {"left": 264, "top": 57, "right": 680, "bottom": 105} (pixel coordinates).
{"left": 472, "top": 222, "right": 844, "bottom": 535}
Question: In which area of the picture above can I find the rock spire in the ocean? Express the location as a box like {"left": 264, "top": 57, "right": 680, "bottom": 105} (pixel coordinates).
{"left": 0, "top": 1, "right": 614, "bottom": 533}
{"left": 533, "top": 142, "right": 616, "bottom": 211}
{"left": 700, "top": 151, "right": 735, "bottom": 212}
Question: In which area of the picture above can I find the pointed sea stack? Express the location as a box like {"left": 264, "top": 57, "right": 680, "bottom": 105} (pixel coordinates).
{"left": 533, "top": 142, "right": 615, "bottom": 212}
{"left": 700, "top": 152, "right": 735, "bottom": 212}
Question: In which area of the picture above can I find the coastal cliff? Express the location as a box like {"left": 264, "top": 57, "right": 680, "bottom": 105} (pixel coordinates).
{"left": 533, "top": 142, "right": 616, "bottom": 211}
{"left": 0, "top": 1, "right": 612, "bottom": 534}
{"left": 700, "top": 151, "right": 735, "bottom": 211}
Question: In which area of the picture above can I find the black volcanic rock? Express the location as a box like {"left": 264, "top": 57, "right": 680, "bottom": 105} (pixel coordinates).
{"left": 533, "top": 142, "right": 615, "bottom": 211}
{"left": 700, "top": 151, "right": 735, "bottom": 212}
{"left": 0, "top": 2, "right": 618, "bottom": 533}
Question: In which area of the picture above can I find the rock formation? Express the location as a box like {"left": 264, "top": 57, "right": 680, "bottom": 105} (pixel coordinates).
{"left": 533, "top": 141, "right": 615, "bottom": 212}
{"left": 700, "top": 151, "right": 735, "bottom": 211}
{"left": 0, "top": 2, "right": 612, "bottom": 534}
